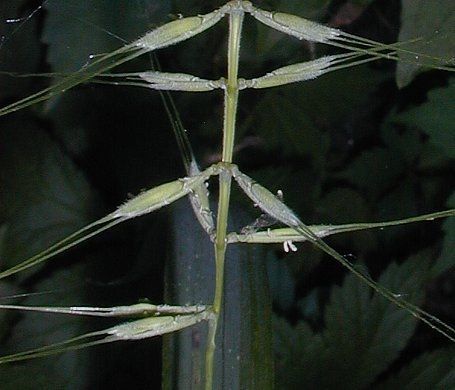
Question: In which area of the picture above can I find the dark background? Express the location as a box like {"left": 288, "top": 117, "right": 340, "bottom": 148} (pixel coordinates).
{"left": 0, "top": 1, "right": 453, "bottom": 388}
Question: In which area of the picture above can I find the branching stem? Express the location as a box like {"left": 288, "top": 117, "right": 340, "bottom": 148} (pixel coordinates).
{"left": 205, "top": 7, "right": 244, "bottom": 390}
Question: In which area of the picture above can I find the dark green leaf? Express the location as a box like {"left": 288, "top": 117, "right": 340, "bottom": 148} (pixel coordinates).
{"left": 0, "top": 265, "right": 90, "bottom": 390}
{"left": 376, "top": 178, "right": 418, "bottom": 221}
{"left": 338, "top": 147, "right": 404, "bottom": 200}
{"left": 0, "top": 120, "right": 96, "bottom": 274}
{"left": 275, "top": 253, "right": 431, "bottom": 389}
{"left": 381, "top": 124, "right": 423, "bottom": 165}
{"left": 45, "top": 90, "right": 92, "bottom": 157}
{"left": 274, "top": 316, "right": 326, "bottom": 389}
{"left": 42, "top": 0, "right": 171, "bottom": 72}
{"left": 243, "top": 65, "right": 385, "bottom": 166}
{"left": 0, "top": 1, "right": 41, "bottom": 100}
{"left": 318, "top": 188, "right": 370, "bottom": 223}
{"left": 317, "top": 188, "right": 376, "bottom": 252}
{"left": 290, "top": 65, "right": 386, "bottom": 125}
{"left": 374, "top": 348, "right": 455, "bottom": 390}
{"left": 394, "top": 81, "right": 455, "bottom": 159}
{"left": 321, "top": 255, "right": 428, "bottom": 389}
{"left": 246, "top": 91, "right": 328, "bottom": 161}
{"left": 397, "top": 0, "right": 455, "bottom": 87}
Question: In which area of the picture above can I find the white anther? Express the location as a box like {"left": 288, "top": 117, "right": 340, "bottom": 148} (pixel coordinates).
{"left": 283, "top": 240, "right": 297, "bottom": 253}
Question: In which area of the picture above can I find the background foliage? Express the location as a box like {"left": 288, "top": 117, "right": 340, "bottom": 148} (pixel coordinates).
{"left": 0, "top": 0, "right": 453, "bottom": 388}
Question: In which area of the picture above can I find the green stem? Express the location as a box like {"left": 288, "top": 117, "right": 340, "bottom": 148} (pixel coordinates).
{"left": 205, "top": 7, "right": 244, "bottom": 390}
